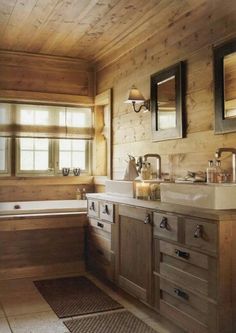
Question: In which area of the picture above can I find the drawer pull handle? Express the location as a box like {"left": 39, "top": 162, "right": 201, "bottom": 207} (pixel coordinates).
{"left": 174, "top": 288, "right": 189, "bottom": 300}
{"left": 194, "top": 224, "right": 203, "bottom": 238}
{"left": 102, "top": 204, "right": 109, "bottom": 215}
{"left": 97, "top": 222, "right": 104, "bottom": 229}
{"left": 89, "top": 202, "right": 95, "bottom": 211}
{"left": 175, "top": 249, "right": 190, "bottom": 260}
{"left": 144, "top": 214, "right": 151, "bottom": 224}
{"left": 160, "top": 217, "right": 169, "bottom": 230}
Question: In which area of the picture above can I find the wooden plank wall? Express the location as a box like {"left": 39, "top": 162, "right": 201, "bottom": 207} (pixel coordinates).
{"left": 96, "top": 0, "right": 236, "bottom": 179}
{"left": 0, "top": 51, "right": 94, "bottom": 105}
{"left": 0, "top": 177, "right": 94, "bottom": 202}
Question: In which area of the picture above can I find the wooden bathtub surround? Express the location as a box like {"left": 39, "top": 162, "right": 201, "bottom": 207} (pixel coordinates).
{"left": 0, "top": 213, "right": 87, "bottom": 280}
{"left": 86, "top": 194, "right": 236, "bottom": 333}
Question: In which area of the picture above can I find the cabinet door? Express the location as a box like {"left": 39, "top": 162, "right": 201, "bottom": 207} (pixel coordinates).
{"left": 117, "top": 205, "right": 152, "bottom": 304}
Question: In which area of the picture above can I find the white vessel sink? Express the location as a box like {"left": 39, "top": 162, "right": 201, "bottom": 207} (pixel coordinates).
{"left": 105, "top": 180, "right": 135, "bottom": 197}
{"left": 160, "top": 183, "right": 236, "bottom": 210}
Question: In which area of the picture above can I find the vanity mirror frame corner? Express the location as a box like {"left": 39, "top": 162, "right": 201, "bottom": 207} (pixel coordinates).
{"left": 214, "top": 39, "right": 236, "bottom": 134}
{"left": 150, "top": 61, "right": 185, "bottom": 142}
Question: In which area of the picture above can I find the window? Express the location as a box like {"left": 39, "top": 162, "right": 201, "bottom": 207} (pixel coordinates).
{"left": 18, "top": 138, "right": 50, "bottom": 173}
{"left": 58, "top": 139, "right": 87, "bottom": 170}
{"left": 0, "top": 137, "right": 10, "bottom": 175}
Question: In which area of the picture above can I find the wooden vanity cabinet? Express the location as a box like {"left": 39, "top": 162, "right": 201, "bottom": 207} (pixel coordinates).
{"left": 87, "top": 199, "right": 115, "bottom": 282}
{"left": 116, "top": 204, "right": 153, "bottom": 305}
{"left": 153, "top": 211, "right": 235, "bottom": 333}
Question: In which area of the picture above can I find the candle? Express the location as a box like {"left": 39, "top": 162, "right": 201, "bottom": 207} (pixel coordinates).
{"left": 136, "top": 182, "right": 150, "bottom": 200}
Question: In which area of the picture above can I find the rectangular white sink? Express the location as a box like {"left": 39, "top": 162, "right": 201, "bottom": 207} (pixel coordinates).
{"left": 105, "top": 180, "right": 135, "bottom": 197}
{"left": 160, "top": 183, "right": 236, "bottom": 210}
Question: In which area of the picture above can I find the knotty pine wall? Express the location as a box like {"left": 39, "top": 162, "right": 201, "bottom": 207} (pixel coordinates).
{"left": 96, "top": 0, "right": 236, "bottom": 180}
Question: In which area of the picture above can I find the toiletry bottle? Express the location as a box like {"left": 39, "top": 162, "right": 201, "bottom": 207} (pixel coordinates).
{"left": 141, "top": 163, "right": 148, "bottom": 180}
{"left": 206, "top": 160, "right": 215, "bottom": 183}
{"left": 76, "top": 188, "right": 81, "bottom": 200}
{"left": 146, "top": 163, "right": 151, "bottom": 180}
{"left": 82, "top": 188, "right": 86, "bottom": 200}
{"left": 215, "top": 160, "right": 222, "bottom": 183}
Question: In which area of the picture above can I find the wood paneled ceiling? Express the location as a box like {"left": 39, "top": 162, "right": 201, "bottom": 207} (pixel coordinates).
{"left": 0, "top": 0, "right": 208, "bottom": 68}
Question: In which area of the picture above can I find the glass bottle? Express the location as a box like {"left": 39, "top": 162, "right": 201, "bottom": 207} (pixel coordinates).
{"left": 82, "top": 188, "right": 86, "bottom": 200}
{"left": 215, "top": 160, "right": 222, "bottom": 183}
{"left": 76, "top": 188, "right": 81, "bottom": 200}
{"left": 206, "top": 160, "right": 215, "bottom": 183}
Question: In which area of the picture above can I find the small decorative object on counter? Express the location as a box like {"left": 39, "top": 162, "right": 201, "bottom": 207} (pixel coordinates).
{"left": 82, "top": 188, "right": 86, "bottom": 200}
{"left": 141, "top": 162, "right": 151, "bottom": 180}
{"left": 206, "top": 160, "right": 216, "bottom": 183}
{"left": 76, "top": 188, "right": 81, "bottom": 200}
{"left": 136, "top": 182, "right": 150, "bottom": 200}
{"left": 73, "top": 168, "right": 81, "bottom": 176}
{"left": 62, "top": 167, "right": 70, "bottom": 176}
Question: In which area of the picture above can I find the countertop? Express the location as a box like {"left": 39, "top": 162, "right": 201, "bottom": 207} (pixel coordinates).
{"left": 87, "top": 193, "right": 236, "bottom": 221}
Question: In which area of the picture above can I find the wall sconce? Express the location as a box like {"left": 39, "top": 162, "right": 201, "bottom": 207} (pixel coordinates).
{"left": 124, "top": 85, "right": 150, "bottom": 113}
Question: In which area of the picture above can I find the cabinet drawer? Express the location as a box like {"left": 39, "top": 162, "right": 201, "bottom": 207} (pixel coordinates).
{"left": 89, "top": 218, "right": 112, "bottom": 234}
{"left": 160, "top": 300, "right": 208, "bottom": 333}
{"left": 99, "top": 202, "right": 114, "bottom": 223}
{"left": 185, "top": 219, "right": 218, "bottom": 254}
{"left": 87, "top": 199, "right": 99, "bottom": 218}
{"left": 160, "top": 240, "right": 209, "bottom": 270}
{"left": 160, "top": 278, "right": 208, "bottom": 325}
{"left": 154, "top": 212, "right": 178, "bottom": 241}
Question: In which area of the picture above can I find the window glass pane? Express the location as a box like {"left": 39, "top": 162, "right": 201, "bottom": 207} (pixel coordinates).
{"left": 0, "top": 104, "right": 12, "bottom": 124}
{"left": 59, "top": 152, "right": 71, "bottom": 169}
{"left": 20, "top": 110, "right": 34, "bottom": 124}
{"left": 73, "top": 152, "right": 85, "bottom": 169}
{"left": 59, "top": 139, "right": 71, "bottom": 150}
{"left": 20, "top": 138, "right": 34, "bottom": 150}
{"left": 0, "top": 137, "right": 6, "bottom": 150}
{"left": 66, "top": 108, "right": 92, "bottom": 127}
{"left": 0, "top": 153, "right": 5, "bottom": 170}
{"left": 21, "top": 151, "right": 34, "bottom": 170}
{"left": 35, "top": 138, "right": 49, "bottom": 150}
{"left": 72, "top": 139, "right": 85, "bottom": 151}
{"left": 35, "top": 152, "right": 48, "bottom": 170}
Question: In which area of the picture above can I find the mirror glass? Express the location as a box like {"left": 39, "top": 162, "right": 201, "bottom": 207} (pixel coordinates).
{"left": 151, "top": 61, "right": 185, "bottom": 141}
{"left": 224, "top": 52, "right": 236, "bottom": 118}
{"left": 157, "top": 76, "right": 176, "bottom": 129}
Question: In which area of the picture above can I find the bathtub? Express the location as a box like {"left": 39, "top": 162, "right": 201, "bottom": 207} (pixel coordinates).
{"left": 0, "top": 199, "right": 87, "bottom": 217}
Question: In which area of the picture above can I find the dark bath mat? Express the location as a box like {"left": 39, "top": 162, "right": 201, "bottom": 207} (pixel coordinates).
{"left": 64, "top": 310, "right": 157, "bottom": 333}
{"left": 34, "top": 276, "right": 123, "bottom": 318}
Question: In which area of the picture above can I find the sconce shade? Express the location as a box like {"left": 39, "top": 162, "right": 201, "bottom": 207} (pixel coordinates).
{"left": 125, "top": 85, "right": 145, "bottom": 104}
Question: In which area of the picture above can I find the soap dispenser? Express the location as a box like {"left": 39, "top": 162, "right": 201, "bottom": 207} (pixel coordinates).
{"left": 206, "top": 160, "right": 216, "bottom": 183}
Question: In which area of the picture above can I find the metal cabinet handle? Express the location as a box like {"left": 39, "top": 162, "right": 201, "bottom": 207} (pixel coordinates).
{"left": 144, "top": 214, "right": 151, "bottom": 224}
{"left": 174, "top": 288, "right": 189, "bottom": 300}
{"left": 160, "top": 217, "right": 169, "bottom": 230}
{"left": 194, "top": 224, "right": 203, "bottom": 238}
{"left": 102, "top": 204, "right": 109, "bottom": 215}
{"left": 175, "top": 249, "right": 190, "bottom": 260}
{"left": 89, "top": 202, "right": 95, "bottom": 211}
{"left": 97, "top": 222, "right": 104, "bottom": 229}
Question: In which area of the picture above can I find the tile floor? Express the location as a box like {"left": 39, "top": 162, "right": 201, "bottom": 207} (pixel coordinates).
{"left": 0, "top": 273, "right": 184, "bottom": 333}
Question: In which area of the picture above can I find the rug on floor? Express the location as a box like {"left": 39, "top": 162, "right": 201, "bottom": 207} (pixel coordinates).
{"left": 64, "top": 310, "right": 157, "bottom": 333}
{"left": 34, "top": 276, "right": 123, "bottom": 318}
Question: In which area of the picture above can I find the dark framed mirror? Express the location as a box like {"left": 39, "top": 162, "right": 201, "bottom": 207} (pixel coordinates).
{"left": 150, "top": 61, "right": 185, "bottom": 141}
{"left": 214, "top": 39, "right": 236, "bottom": 133}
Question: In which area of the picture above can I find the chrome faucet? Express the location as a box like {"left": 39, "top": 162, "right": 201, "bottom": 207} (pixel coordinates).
{"left": 215, "top": 148, "right": 236, "bottom": 182}
{"left": 143, "top": 153, "right": 162, "bottom": 179}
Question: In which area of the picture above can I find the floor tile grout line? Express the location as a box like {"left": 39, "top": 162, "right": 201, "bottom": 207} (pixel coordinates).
{"left": 0, "top": 300, "right": 14, "bottom": 333}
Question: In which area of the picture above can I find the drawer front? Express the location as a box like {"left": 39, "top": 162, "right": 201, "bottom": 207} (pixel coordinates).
{"left": 153, "top": 212, "right": 178, "bottom": 241}
{"left": 100, "top": 202, "right": 114, "bottom": 223}
{"left": 185, "top": 219, "right": 218, "bottom": 253}
{"left": 88, "top": 199, "right": 99, "bottom": 218}
{"left": 88, "top": 232, "right": 111, "bottom": 262}
{"left": 160, "top": 262, "right": 208, "bottom": 296}
{"left": 160, "top": 278, "right": 208, "bottom": 324}
{"left": 160, "top": 240, "right": 209, "bottom": 270}
{"left": 89, "top": 218, "right": 111, "bottom": 234}
{"left": 160, "top": 300, "right": 208, "bottom": 333}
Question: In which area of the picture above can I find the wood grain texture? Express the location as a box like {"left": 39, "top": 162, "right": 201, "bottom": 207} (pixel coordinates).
{"left": 96, "top": 1, "right": 236, "bottom": 179}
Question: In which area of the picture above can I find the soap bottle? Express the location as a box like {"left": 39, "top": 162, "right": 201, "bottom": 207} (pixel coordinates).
{"left": 206, "top": 160, "right": 215, "bottom": 183}
{"left": 76, "top": 188, "right": 81, "bottom": 200}
{"left": 82, "top": 188, "right": 86, "bottom": 200}
{"left": 141, "top": 163, "right": 148, "bottom": 180}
